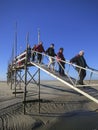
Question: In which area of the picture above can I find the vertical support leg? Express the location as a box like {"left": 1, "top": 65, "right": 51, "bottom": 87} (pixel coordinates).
{"left": 19, "top": 70, "right": 22, "bottom": 89}
{"left": 11, "top": 70, "right": 13, "bottom": 89}
{"left": 38, "top": 68, "right": 41, "bottom": 113}
{"left": 24, "top": 67, "right": 27, "bottom": 114}
{"left": 89, "top": 72, "right": 93, "bottom": 84}
{"left": 23, "top": 37, "right": 28, "bottom": 115}
{"left": 14, "top": 70, "right": 17, "bottom": 97}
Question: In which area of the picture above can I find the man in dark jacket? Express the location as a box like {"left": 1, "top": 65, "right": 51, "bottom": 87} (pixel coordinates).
{"left": 27, "top": 44, "right": 31, "bottom": 62}
{"left": 46, "top": 43, "right": 56, "bottom": 70}
{"left": 70, "top": 50, "right": 88, "bottom": 85}
{"left": 57, "top": 48, "right": 66, "bottom": 76}
{"left": 32, "top": 44, "right": 37, "bottom": 61}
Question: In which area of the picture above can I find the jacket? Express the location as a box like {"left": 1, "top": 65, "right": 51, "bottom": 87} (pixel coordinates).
{"left": 46, "top": 47, "right": 56, "bottom": 57}
{"left": 70, "top": 54, "right": 87, "bottom": 68}
{"left": 57, "top": 52, "right": 65, "bottom": 63}
{"left": 36, "top": 44, "right": 45, "bottom": 53}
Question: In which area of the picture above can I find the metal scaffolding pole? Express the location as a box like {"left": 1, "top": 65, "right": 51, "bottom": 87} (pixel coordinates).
{"left": 19, "top": 70, "right": 22, "bottom": 89}
{"left": 14, "top": 69, "right": 17, "bottom": 97}
{"left": 38, "top": 68, "right": 41, "bottom": 113}
{"left": 11, "top": 70, "right": 13, "bottom": 90}
{"left": 23, "top": 33, "right": 29, "bottom": 114}
{"left": 23, "top": 66, "right": 27, "bottom": 114}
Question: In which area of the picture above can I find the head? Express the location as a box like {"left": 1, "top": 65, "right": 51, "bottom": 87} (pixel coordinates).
{"left": 50, "top": 43, "right": 54, "bottom": 48}
{"left": 27, "top": 43, "right": 30, "bottom": 48}
{"left": 33, "top": 44, "right": 36, "bottom": 47}
{"left": 79, "top": 50, "right": 84, "bottom": 56}
{"left": 59, "top": 48, "right": 64, "bottom": 53}
{"left": 39, "top": 41, "right": 43, "bottom": 45}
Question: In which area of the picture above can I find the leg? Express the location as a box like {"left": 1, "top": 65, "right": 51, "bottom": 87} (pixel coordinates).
{"left": 79, "top": 69, "right": 86, "bottom": 85}
{"left": 48, "top": 57, "right": 52, "bottom": 69}
{"left": 37, "top": 53, "right": 39, "bottom": 62}
{"left": 59, "top": 64, "right": 62, "bottom": 75}
{"left": 50, "top": 58, "right": 55, "bottom": 71}
{"left": 60, "top": 62, "right": 65, "bottom": 76}
{"left": 32, "top": 52, "right": 36, "bottom": 61}
{"left": 39, "top": 54, "right": 42, "bottom": 63}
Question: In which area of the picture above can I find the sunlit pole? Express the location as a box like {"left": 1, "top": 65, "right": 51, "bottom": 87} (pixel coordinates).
{"left": 38, "top": 28, "right": 40, "bottom": 43}
{"left": 15, "top": 22, "right": 17, "bottom": 57}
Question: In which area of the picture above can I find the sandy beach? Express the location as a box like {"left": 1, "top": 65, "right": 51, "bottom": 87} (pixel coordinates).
{"left": 0, "top": 80, "right": 98, "bottom": 130}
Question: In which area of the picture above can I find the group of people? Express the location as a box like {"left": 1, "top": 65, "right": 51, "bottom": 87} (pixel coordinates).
{"left": 27, "top": 42, "right": 88, "bottom": 85}
{"left": 27, "top": 42, "right": 66, "bottom": 76}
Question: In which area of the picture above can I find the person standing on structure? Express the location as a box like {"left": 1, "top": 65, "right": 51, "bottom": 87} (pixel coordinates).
{"left": 46, "top": 43, "right": 57, "bottom": 71}
{"left": 32, "top": 44, "right": 37, "bottom": 62}
{"left": 70, "top": 50, "right": 88, "bottom": 85}
{"left": 35, "top": 41, "right": 45, "bottom": 63}
{"left": 27, "top": 44, "right": 31, "bottom": 62}
{"left": 57, "top": 48, "right": 66, "bottom": 76}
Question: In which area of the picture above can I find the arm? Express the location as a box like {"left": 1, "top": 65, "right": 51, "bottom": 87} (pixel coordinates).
{"left": 45, "top": 48, "right": 49, "bottom": 54}
{"left": 70, "top": 55, "right": 78, "bottom": 63}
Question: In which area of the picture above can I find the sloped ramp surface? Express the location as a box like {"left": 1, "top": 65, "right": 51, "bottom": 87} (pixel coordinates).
{"left": 30, "top": 62, "right": 98, "bottom": 104}
{"left": 79, "top": 86, "right": 98, "bottom": 99}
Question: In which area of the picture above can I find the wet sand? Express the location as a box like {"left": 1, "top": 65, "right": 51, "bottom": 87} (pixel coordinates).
{"left": 0, "top": 81, "right": 98, "bottom": 130}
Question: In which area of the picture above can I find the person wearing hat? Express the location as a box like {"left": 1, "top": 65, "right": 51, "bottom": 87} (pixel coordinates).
{"left": 46, "top": 43, "right": 56, "bottom": 71}
{"left": 70, "top": 50, "right": 88, "bottom": 85}
{"left": 57, "top": 48, "right": 66, "bottom": 76}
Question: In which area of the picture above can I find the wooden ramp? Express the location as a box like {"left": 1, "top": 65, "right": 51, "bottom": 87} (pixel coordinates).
{"left": 30, "top": 61, "right": 98, "bottom": 104}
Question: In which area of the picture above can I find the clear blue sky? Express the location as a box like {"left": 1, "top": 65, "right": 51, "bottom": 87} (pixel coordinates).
{"left": 0, "top": 0, "right": 98, "bottom": 80}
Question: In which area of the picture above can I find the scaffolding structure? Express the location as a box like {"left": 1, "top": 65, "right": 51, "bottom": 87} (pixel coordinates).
{"left": 7, "top": 31, "right": 98, "bottom": 115}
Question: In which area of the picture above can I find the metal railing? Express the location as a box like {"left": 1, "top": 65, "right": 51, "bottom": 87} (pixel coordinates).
{"left": 7, "top": 48, "right": 98, "bottom": 112}
{"left": 12, "top": 49, "right": 98, "bottom": 87}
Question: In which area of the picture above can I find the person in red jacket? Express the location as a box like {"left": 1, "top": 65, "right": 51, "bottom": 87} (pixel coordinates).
{"left": 35, "top": 41, "right": 45, "bottom": 63}
{"left": 57, "top": 48, "right": 66, "bottom": 76}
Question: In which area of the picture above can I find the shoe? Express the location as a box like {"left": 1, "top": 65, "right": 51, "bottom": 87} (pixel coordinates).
{"left": 48, "top": 66, "right": 50, "bottom": 70}
{"left": 59, "top": 73, "right": 65, "bottom": 76}
{"left": 78, "top": 80, "right": 84, "bottom": 85}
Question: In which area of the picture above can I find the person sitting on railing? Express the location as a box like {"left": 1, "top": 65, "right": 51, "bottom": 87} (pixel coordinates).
{"left": 46, "top": 43, "right": 57, "bottom": 71}
{"left": 57, "top": 48, "right": 66, "bottom": 76}
{"left": 35, "top": 41, "right": 45, "bottom": 63}
{"left": 70, "top": 50, "right": 88, "bottom": 85}
{"left": 32, "top": 44, "right": 37, "bottom": 61}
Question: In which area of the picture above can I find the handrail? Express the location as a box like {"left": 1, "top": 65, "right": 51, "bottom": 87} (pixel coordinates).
{"left": 16, "top": 51, "right": 26, "bottom": 59}
{"left": 7, "top": 48, "right": 98, "bottom": 107}
{"left": 10, "top": 49, "right": 98, "bottom": 87}
{"left": 33, "top": 50, "right": 98, "bottom": 75}
{"left": 32, "top": 50, "right": 98, "bottom": 75}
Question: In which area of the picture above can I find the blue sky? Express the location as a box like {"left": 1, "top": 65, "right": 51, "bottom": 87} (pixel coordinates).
{"left": 0, "top": 0, "right": 98, "bottom": 80}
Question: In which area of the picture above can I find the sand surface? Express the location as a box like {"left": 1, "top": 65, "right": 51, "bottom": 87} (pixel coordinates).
{"left": 0, "top": 81, "right": 98, "bottom": 130}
